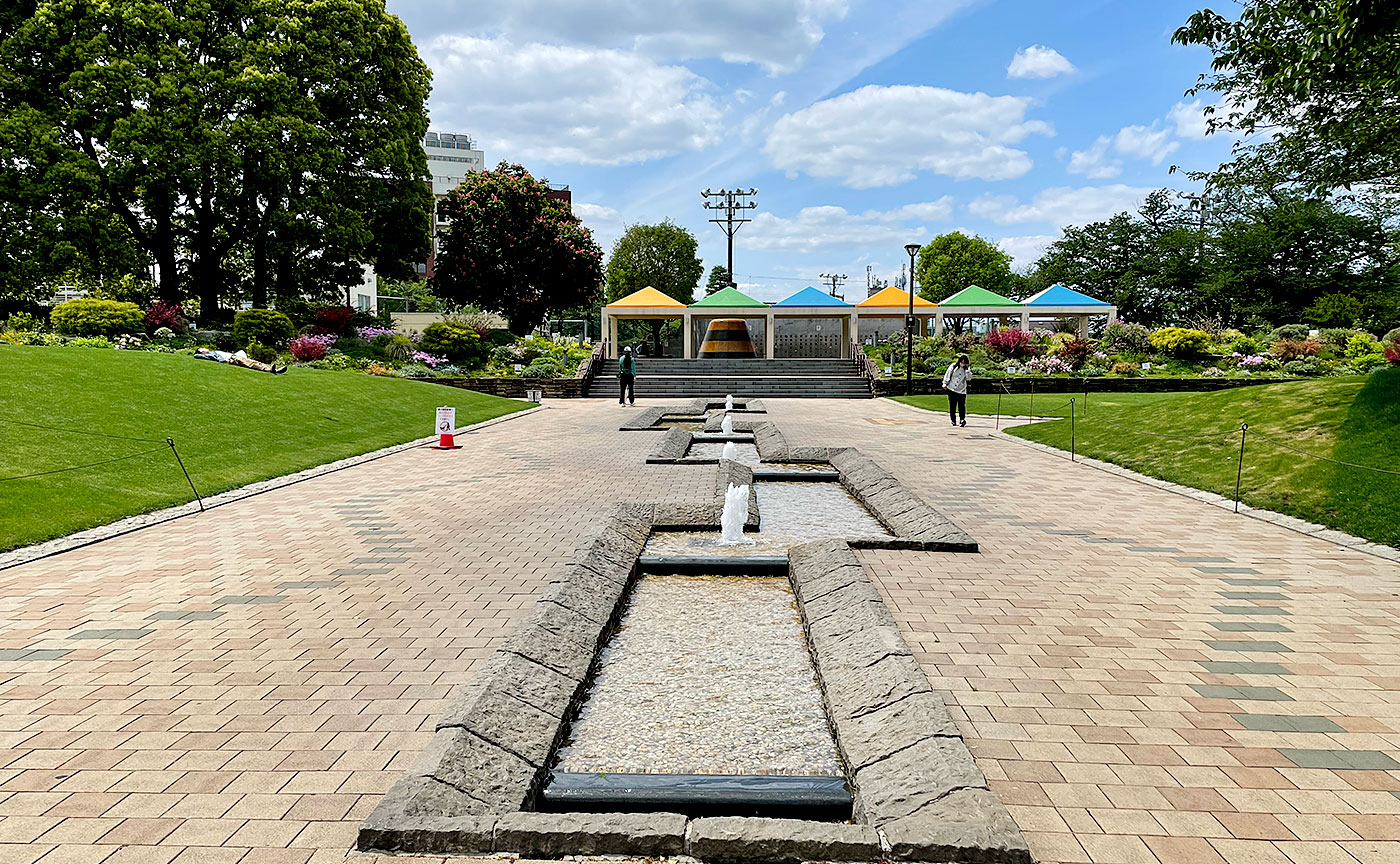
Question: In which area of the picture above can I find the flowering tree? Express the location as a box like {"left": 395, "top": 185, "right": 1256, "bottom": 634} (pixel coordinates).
{"left": 432, "top": 162, "right": 603, "bottom": 334}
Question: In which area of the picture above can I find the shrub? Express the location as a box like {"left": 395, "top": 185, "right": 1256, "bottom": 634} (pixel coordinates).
{"left": 1228, "top": 334, "right": 1263, "bottom": 355}
{"left": 1384, "top": 327, "right": 1400, "bottom": 345}
{"left": 942, "top": 331, "right": 981, "bottom": 352}
{"left": 983, "top": 327, "right": 1035, "bottom": 358}
{"left": 420, "top": 321, "right": 488, "bottom": 368}
{"left": 1148, "top": 327, "right": 1213, "bottom": 357}
{"left": 382, "top": 335, "right": 415, "bottom": 362}
{"left": 64, "top": 335, "right": 115, "bottom": 348}
{"left": 143, "top": 301, "right": 187, "bottom": 333}
{"left": 1056, "top": 337, "right": 1094, "bottom": 366}
{"left": 153, "top": 326, "right": 175, "bottom": 339}
{"left": 1302, "top": 293, "right": 1363, "bottom": 328}
{"left": 1318, "top": 327, "right": 1363, "bottom": 351}
{"left": 1099, "top": 322, "right": 1152, "bottom": 355}
{"left": 1387, "top": 343, "right": 1400, "bottom": 367}
{"left": 1352, "top": 353, "right": 1389, "bottom": 372}
{"left": 520, "top": 359, "right": 560, "bottom": 378}
{"left": 447, "top": 309, "right": 498, "bottom": 337}
{"left": 1282, "top": 359, "right": 1321, "bottom": 376}
{"left": 1272, "top": 323, "right": 1310, "bottom": 341}
{"left": 51, "top": 298, "right": 143, "bottom": 336}
{"left": 312, "top": 306, "right": 357, "bottom": 336}
{"left": 232, "top": 309, "right": 295, "bottom": 348}
{"left": 245, "top": 340, "right": 279, "bottom": 364}
{"left": 1345, "top": 333, "right": 1380, "bottom": 358}
{"left": 2, "top": 311, "right": 39, "bottom": 331}
{"left": 289, "top": 334, "right": 333, "bottom": 361}
{"left": 1272, "top": 338, "right": 1322, "bottom": 361}
{"left": 1110, "top": 361, "right": 1139, "bottom": 376}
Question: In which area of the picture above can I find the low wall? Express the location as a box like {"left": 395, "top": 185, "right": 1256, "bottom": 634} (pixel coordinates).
{"left": 871, "top": 376, "right": 1302, "bottom": 397}
{"left": 431, "top": 377, "right": 588, "bottom": 398}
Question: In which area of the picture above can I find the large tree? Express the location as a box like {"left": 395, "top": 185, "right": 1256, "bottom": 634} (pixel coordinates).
{"left": 705, "top": 265, "right": 731, "bottom": 295}
{"left": 432, "top": 162, "right": 603, "bottom": 335}
{"left": 605, "top": 221, "right": 702, "bottom": 355}
{"left": 914, "top": 231, "right": 1015, "bottom": 302}
{"left": 0, "top": 0, "right": 431, "bottom": 315}
{"left": 1174, "top": 0, "right": 1400, "bottom": 192}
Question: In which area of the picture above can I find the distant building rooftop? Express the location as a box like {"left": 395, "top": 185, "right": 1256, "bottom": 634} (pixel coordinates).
{"left": 424, "top": 131, "right": 477, "bottom": 150}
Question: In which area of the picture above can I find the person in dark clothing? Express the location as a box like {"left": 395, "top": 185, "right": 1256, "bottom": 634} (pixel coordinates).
{"left": 618, "top": 346, "right": 637, "bottom": 405}
{"left": 941, "top": 353, "right": 971, "bottom": 427}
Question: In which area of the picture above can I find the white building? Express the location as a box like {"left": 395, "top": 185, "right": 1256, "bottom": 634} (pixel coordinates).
{"left": 421, "top": 131, "right": 485, "bottom": 278}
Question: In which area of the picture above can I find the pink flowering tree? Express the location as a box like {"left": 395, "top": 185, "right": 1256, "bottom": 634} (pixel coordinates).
{"left": 432, "top": 162, "right": 603, "bottom": 334}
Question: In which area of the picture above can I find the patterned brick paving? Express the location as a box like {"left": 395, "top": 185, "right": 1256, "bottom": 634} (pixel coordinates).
{"left": 777, "top": 399, "right": 1400, "bottom": 864}
{"left": 1, "top": 396, "right": 1397, "bottom": 863}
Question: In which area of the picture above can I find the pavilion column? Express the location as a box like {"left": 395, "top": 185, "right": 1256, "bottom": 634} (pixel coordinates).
{"left": 606, "top": 314, "right": 617, "bottom": 358}
{"left": 934, "top": 311, "right": 945, "bottom": 337}
{"left": 1078, "top": 315, "right": 1089, "bottom": 338}
{"left": 682, "top": 311, "right": 693, "bottom": 359}
{"left": 1020, "top": 310, "right": 1030, "bottom": 331}
{"left": 1108, "top": 307, "right": 1118, "bottom": 326}
{"left": 764, "top": 311, "right": 775, "bottom": 359}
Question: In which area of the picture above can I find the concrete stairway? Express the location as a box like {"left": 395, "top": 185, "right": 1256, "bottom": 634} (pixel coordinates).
{"left": 587, "top": 358, "right": 873, "bottom": 399}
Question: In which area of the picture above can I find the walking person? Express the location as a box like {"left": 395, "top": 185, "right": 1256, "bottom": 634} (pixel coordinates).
{"left": 618, "top": 345, "right": 637, "bottom": 405}
{"left": 941, "top": 353, "right": 971, "bottom": 427}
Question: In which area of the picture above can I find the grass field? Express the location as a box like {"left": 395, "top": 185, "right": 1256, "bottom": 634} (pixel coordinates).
{"left": 0, "top": 346, "right": 529, "bottom": 552}
{"left": 893, "top": 370, "right": 1400, "bottom": 548}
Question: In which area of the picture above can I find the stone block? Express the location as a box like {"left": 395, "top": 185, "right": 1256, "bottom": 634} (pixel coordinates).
{"left": 494, "top": 810, "right": 687, "bottom": 858}
{"left": 853, "top": 737, "right": 987, "bottom": 823}
{"left": 649, "top": 427, "right": 692, "bottom": 461}
{"left": 426, "top": 727, "right": 540, "bottom": 811}
{"left": 686, "top": 816, "right": 882, "bottom": 863}
{"left": 361, "top": 773, "right": 490, "bottom": 829}
{"left": 654, "top": 502, "right": 720, "bottom": 529}
{"left": 836, "top": 690, "right": 960, "bottom": 772}
{"left": 799, "top": 577, "right": 885, "bottom": 626}
{"left": 821, "top": 652, "right": 930, "bottom": 723}
{"left": 358, "top": 806, "right": 496, "bottom": 854}
{"left": 503, "top": 601, "right": 599, "bottom": 681}
{"left": 881, "top": 788, "right": 1032, "bottom": 864}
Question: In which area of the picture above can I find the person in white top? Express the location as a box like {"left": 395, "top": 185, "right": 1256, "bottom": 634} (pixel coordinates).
{"left": 941, "top": 353, "right": 972, "bottom": 427}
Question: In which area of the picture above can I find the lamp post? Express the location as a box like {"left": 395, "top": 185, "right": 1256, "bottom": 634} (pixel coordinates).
{"left": 904, "top": 243, "right": 921, "bottom": 396}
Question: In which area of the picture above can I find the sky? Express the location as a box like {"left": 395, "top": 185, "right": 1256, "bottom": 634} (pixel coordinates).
{"left": 385, "top": 0, "right": 1235, "bottom": 302}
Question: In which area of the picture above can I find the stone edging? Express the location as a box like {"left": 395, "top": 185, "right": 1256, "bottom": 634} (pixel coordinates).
{"left": 623, "top": 398, "right": 767, "bottom": 432}
{"left": 0, "top": 406, "right": 544, "bottom": 573}
{"left": 790, "top": 539, "right": 1030, "bottom": 863}
{"left": 991, "top": 427, "right": 1400, "bottom": 565}
{"left": 831, "top": 450, "right": 979, "bottom": 552}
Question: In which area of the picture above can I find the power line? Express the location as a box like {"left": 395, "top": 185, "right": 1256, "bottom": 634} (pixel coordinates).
{"left": 819, "top": 272, "right": 847, "bottom": 301}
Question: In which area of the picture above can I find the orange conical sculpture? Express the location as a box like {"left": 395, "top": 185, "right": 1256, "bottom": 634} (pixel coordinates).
{"left": 698, "top": 318, "right": 756, "bottom": 358}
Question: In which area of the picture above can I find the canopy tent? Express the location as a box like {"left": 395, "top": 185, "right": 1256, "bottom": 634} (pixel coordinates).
{"left": 1020, "top": 283, "right": 1117, "bottom": 336}
{"left": 854, "top": 286, "right": 937, "bottom": 343}
{"left": 602, "top": 286, "right": 687, "bottom": 358}
{"left": 935, "top": 284, "right": 1025, "bottom": 336}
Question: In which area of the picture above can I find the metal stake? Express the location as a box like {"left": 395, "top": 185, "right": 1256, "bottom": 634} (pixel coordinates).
{"left": 167, "top": 437, "right": 203, "bottom": 512}
{"left": 1234, "top": 423, "right": 1248, "bottom": 513}
{"left": 1070, "top": 398, "right": 1076, "bottom": 462}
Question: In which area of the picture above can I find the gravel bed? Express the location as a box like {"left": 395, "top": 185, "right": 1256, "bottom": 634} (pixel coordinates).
{"left": 553, "top": 575, "right": 841, "bottom": 777}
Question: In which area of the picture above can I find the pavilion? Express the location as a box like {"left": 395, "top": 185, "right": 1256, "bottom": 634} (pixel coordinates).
{"left": 854, "top": 286, "right": 938, "bottom": 344}
{"left": 601, "top": 286, "right": 687, "bottom": 359}
{"left": 1022, "top": 283, "right": 1117, "bottom": 336}
{"left": 935, "top": 285, "right": 1025, "bottom": 335}
{"left": 770, "top": 286, "right": 856, "bottom": 358}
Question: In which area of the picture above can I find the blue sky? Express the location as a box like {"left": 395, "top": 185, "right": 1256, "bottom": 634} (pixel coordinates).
{"left": 386, "top": 0, "right": 1234, "bottom": 301}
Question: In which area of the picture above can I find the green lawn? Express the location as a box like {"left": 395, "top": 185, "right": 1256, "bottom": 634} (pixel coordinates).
{"left": 0, "top": 346, "right": 529, "bottom": 552}
{"left": 893, "top": 370, "right": 1400, "bottom": 548}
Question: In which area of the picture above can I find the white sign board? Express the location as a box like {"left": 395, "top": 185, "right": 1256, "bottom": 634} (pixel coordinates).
{"left": 435, "top": 406, "right": 456, "bottom": 436}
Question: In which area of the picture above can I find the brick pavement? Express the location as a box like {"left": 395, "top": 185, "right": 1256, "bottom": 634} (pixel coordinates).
{"left": 774, "top": 398, "right": 1400, "bottom": 864}
{"left": 1, "top": 396, "right": 1397, "bottom": 864}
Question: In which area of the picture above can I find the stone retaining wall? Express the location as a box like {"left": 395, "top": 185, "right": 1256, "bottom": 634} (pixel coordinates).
{"left": 873, "top": 376, "right": 1303, "bottom": 397}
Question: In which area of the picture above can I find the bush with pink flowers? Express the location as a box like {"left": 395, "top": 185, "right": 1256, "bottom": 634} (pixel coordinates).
{"left": 289, "top": 333, "right": 335, "bottom": 361}
{"left": 984, "top": 327, "right": 1034, "bottom": 358}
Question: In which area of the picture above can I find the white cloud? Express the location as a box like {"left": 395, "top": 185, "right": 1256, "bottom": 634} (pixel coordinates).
{"left": 1006, "top": 45, "right": 1076, "bottom": 79}
{"left": 969, "top": 185, "right": 1156, "bottom": 227}
{"left": 423, "top": 36, "right": 724, "bottom": 166}
{"left": 1065, "top": 137, "right": 1121, "bottom": 179}
{"left": 765, "top": 85, "right": 1052, "bottom": 188}
{"left": 996, "top": 234, "right": 1058, "bottom": 269}
{"left": 391, "top": 0, "right": 849, "bottom": 74}
{"left": 1066, "top": 122, "right": 1177, "bottom": 178}
{"left": 744, "top": 200, "right": 954, "bottom": 253}
{"left": 1167, "top": 99, "right": 1209, "bottom": 140}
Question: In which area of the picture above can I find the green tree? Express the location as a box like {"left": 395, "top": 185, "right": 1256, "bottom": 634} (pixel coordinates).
{"left": 605, "top": 220, "right": 702, "bottom": 355}
{"left": 432, "top": 162, "right": 603, "bottom": 335}
{"left": 705, "top": 265, "right": 732, "bottom": 295}
{"left": 605, "top": 221, "right": 702, "bottom": 304}
{"left": 1174, "top": 1, "right": 1400, "bottom": 192}
{"left": 0, "top": 0, "right": 431, "bottom": 316}
{"left": 914, "top": 232, "right": 1015, "bottom": 302}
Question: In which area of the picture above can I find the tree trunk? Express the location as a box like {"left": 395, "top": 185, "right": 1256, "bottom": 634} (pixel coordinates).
{"left": 251, "top": 224, "right": 268, "bottom": 308}
{"left": 152, "top": 207, "right": 181, "bottom": 305}
{"left": 650, "top": 320, "right": 662, "bottom": 357}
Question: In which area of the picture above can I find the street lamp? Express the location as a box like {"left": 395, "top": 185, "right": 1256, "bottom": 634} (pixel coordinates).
{"left": 904, "top": 243, "right": 921, "bottom": 396}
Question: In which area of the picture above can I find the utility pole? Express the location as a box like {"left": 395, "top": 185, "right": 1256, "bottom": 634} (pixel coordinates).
{"left": 819, "top": 273, "right": 847, "bottom": 301}
{"left": 701, "top": 188, "right": 758, "bottom": 288}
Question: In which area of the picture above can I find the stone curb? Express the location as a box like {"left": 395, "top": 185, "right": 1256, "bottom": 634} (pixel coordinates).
{"left": 706, "top": 411, "right": 768, "bottom": 433}
{"left": 789, "top": 540, "right": 1031, "bottom": 864}
{"left": 991, "top": 428, "right": 1400, "bottom": 565}
{"left": 496, "top": 811, "right": 687, "bottom": 858}
{"left": 646, "top": 427, "right": 693, "bottom": 462}
{"left": 686, "top": 816, "right": 883, "bottom": 863}
{"left": 752, "top": 421, "right": 839, "bottom": 463}
{"left": 0, "top": 406, "right": 544, "bottom": 573}
{"left": 830, "top": 449, "right": 978, "bottom": 552}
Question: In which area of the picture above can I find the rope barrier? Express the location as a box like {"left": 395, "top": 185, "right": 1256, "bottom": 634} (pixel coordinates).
{"left": 1248, "top": 429, "right": 1400, "bottom": 477}
{"left": 0, "top": 445, "right": 169, "bottom": 482}
{"left": 0, "top": 416, "right": 163, "bottom": 443}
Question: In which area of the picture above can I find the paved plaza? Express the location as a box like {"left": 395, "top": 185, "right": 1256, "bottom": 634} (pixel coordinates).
{"left": 1, "top": 398, "right": 1397, "bottom": 864}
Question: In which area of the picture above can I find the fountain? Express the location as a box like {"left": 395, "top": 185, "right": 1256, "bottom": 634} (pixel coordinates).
{"left": 720, "top": 482, "right": 750, "bottom": 544}
{"left": 721, "top": 413, "right": 734, "bottom": 434}
{"left": 721, "top": 441, "right": 738, "bottom": 462}
{"left": 725, "top": 394, "right": 734, "bottom": 411}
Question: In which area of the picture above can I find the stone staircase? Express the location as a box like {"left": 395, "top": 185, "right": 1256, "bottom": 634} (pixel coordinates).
{"left": 587, "top": 358, "right": 873, "bottom": 399}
